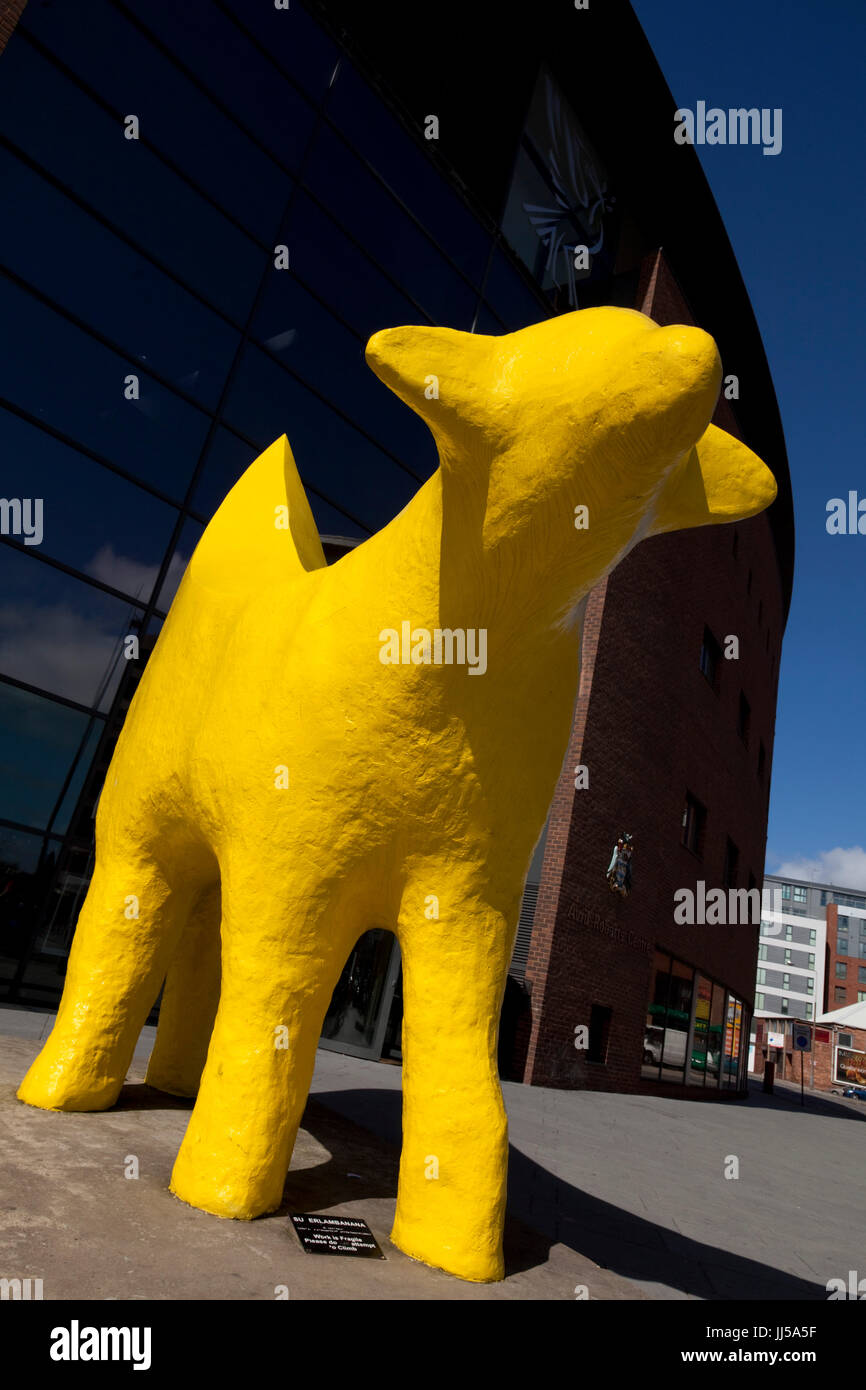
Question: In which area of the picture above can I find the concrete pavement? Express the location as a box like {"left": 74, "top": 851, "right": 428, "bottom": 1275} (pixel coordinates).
{"left": 1, "top": 1005, "right": 863, "bottom": 1300}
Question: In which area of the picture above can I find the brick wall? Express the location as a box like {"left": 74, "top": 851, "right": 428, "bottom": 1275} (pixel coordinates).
{"left": 0, "top": 0, "right": 27, "bottom": 54}
{"left": 521, "top": 249, "right": 785, "bottom": 1095}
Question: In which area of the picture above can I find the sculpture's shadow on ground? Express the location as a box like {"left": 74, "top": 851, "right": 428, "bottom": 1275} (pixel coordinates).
{"left": 118, "top": 1080, "right": 827, "bottom": 1297}
{"left": 301, "top": 1087, "right": 828, "bottom": 1299}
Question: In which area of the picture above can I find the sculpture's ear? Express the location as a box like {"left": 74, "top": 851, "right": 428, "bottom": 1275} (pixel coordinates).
{"left": 365, "top": 325, "right": 497, "bottom": 446}
{"left": 188, "top": 435, "right": 326, "bottom": 595}
{"left": 649, "top": 423, "right": 777, "bottom": 536}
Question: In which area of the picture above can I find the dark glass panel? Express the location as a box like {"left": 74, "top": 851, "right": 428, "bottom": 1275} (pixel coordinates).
{"left": 51, "top": 717, "right": 105, "bottom": 836}
{"left": 661, "top": 957, "right": 693, "bottom": 1083}
{"left": 0, "top": 276, "right": 210, "bottom": 501}
{"left": 0, "top": 149, "right": 239, "bottom": 409}
{"left": 17, "top": 0, "right": 295, "bottom": 238}
{"left": 0, "top": 38, "right": 265, "bottom": 321}
{"left": 0, "top": 825, "right": 61, "bottom": 987}
{"left": 473, "top": 304, "right": 509, "bottom": 337}
{"left": 0, "top": 681, "right": 95, "bottom": 832}
{"left": 223, "top": 344, "right": 419, "bottom": 532}
{"left": 483, "top": 247, "right": 548, "bottom": 331}
{"left": 325, "top": 59, "right": 492, "bottom": 287}
{"left": 642, "top": 948, "right": 670, "bottom": 1079}
{"left": 19, "top": 842, "right": 96, "bottom": 1002}
{"left": 191, "top": 427, "right": 258, "bottom": 520}
{"left": 284, "top": 191, "right": 429, "bottom": 340}
{"left": 0, "top": 546, "right": 143, "bottom": 711}
{"left": 0, "top": 410, "right": 179, "bottom": 596}
{"left": 303, "top": 126, "right": 477, "bottom": 328}
{"left": 154, "top": 517, "right": 204, "bottom": 614}
{"left": 220, "top": 0, "right": 339, "bottom": 102}
{"left": 115, "top": 0, "right": 318, "bottom": 166}
{"left": 252, "top": 271, "right": 438, "bottom": 475}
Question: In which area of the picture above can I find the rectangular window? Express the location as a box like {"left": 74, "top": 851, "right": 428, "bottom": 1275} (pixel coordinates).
{"left": 840, "top": 1033, "right": 854, "bottom": 1048}
{"left": 755, "top": 992, "right": 765, "bottom": 1009}
{"left": 782, "top": 883, "right": 792, "bottom": 900}
{"left": 835, "top": 986, "right": 847, "bottom": 1003}
{"left": 587, "top": 1005, "right": 613, "bottom": 1064}
{"left": 839, "top": 915, "right": 850, "bottom": 928}
{"left": 807, "top": 979, "right": 814, "bottom": 994}
{"left": 782, "top": 974, "right": 790, "bottom": 990}
{"left": 793, "top": 886, "right": 807, "bottom": 903}
{"left": 681, "top": 794, "right": 706, "bottom": 856}
{"left": 737, "top": 692, "right": 751, "bottom": 745}
{"left": 859, "top": 966, "right": 866, "bottom": 985}
{"left": 858, "top": 992, "right": 866, "bottom": 1003}
{"left": 700, "top": 626, "right": 721, "bottom": 690}
{"left": 784, "top": 949, "right": 793, "bottom": 966}
{"left": 723, "top": 838, "right": 739, "bottom": 888}
{"left": 780, "top": 997, "right": 789, "bottom": 1014}
{"left": 836, "top": 961, "right": 848, "bottom": 979}
{"left": 809, "top": 930, "right": 817, "bottom": 946}
{"left": 785, "top": 924, "right": 793, "bottom": 942}
{"left": 809, "top": 954, "right": 815, "bottom": 969}
{"left": 758, "top": 944, "right": 768, "bottom": 961}
{"left": 756, "top": 969, "right": 767, "bottom": 985}
{"left": 805, "top": 1003, "right": 813, "bottom": 1019}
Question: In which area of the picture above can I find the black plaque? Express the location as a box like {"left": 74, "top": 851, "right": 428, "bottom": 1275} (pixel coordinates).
{"left": 290, "top": 1213, "right": 385, "bottom": 1259}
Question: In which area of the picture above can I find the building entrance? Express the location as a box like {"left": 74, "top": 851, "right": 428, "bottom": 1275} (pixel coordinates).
{"left": 319, "top": 928, "right": 403, "bottom": 1062}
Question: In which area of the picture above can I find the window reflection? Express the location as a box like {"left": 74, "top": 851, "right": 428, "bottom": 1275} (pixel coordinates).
{"left": 0, "top": 276, "right": 211, "bottom": 500}
{"left": 252, "top": 271, "right": 437, "bottom": 475}
{"left": 0, "top": 825, "right": 64, "bottom": 986}
{"left": 17, "top": 0, "right": 296, "bottom": 239}
{"left": 115, "top": 0, "right": 319, "bottom": 167}
{"left": 284, "top": 191, "right": 430, "bottom": 340}
{"left": 0, "top": 150, "right": 239, "bottom": 409}
{"left": 0, "top": 546, "right": 145, "bottom": 711}
{"left": 0, "top": 409, "right": 180, "bottom": 593}
{"left": 0, "top": 38, "right": 265, "bottom": 323}
{"left": 325, "top": 59, "right": 492, "bottom": 287}
{"left": 0, "top": 681, "right": 97, "bottom": 832}
{"left": 303, "top": 126, "right": 478, "bottom": 328}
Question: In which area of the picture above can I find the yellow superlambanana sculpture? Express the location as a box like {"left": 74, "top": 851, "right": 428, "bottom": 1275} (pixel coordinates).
{"left": 18, "top": 307, "right": 776, "bottom": 1282}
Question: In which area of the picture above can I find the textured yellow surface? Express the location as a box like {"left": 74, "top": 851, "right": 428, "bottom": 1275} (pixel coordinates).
{"left": 18, "top": 307, "right": 776, "bottom": 1281}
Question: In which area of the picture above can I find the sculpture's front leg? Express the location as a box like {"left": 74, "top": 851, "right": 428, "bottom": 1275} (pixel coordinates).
{"left": 392, "top": 877, "right": 516, "bottom": 1282}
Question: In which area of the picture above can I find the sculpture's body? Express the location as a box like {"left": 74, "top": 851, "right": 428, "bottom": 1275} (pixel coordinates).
{"left": 19, "top": 308, "right": 776, "bottom": 1282}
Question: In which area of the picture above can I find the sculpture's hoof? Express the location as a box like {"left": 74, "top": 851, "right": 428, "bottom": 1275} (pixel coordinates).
{"left": 17, "top": 1054, "right": 121, "bottom": 1113}
{"left": 390, "top": 1219, "right": 504, "bottom": 1283}
{"left": 169, "top": 1158, "right": 277, "bottom": 1222}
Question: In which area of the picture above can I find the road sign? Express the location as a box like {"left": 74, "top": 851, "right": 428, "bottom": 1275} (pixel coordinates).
{"left": 794, "top": 1028, "right": 811, "bottom": 1051}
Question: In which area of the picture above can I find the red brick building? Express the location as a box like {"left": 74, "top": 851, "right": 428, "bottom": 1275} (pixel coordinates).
{"left": 506, "top": 249, "right": 791, "bottom": 1097}
{"left": 753, "top": 1014, "right": 866, "bottom": 1095}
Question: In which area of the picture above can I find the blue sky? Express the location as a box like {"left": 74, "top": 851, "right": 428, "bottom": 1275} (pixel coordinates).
{"left": 632, "top": 0, "right": 866, "bottom": 889}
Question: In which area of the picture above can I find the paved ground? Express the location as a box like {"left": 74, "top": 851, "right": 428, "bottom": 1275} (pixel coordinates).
{"left": 1, "top": 1005, "right": 864, "bottom": 1300}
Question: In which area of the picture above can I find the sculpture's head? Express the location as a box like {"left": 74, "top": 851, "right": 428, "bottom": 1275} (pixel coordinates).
{"left": 366, "top": 307, "right": 777, "bottom": 592}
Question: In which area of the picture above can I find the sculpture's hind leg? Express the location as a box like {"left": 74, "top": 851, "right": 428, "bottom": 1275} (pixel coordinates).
{"left": 18, "top": 843, "right": 201, "bottom": 1112}
{"left": 146, "top": 881, "right": 222, "bottom": 1098}
{"left": 169, "top": 864, "right": 350, "bottom": 1220}
{"left": 390, "top": 873, "right": 517, "bottom": 1282}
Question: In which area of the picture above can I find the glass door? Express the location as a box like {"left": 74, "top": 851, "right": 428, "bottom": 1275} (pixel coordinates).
{"left": 319, "top": 928, "right": 402, "bottom": 1060}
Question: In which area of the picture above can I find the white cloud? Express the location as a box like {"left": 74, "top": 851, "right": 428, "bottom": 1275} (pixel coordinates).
{"left": 0, "top": 601, "right": 126, "bottom": 707}
{"left": 87, "top": 544, "right": 190, "bottom": 610}
{"left": 772, "top": 847, "right": 866, "bottom": 892}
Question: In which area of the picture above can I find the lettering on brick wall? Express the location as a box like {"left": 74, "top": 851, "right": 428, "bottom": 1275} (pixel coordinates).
{"left": 565, "top": 901, "right": 653, "bottom": 955}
